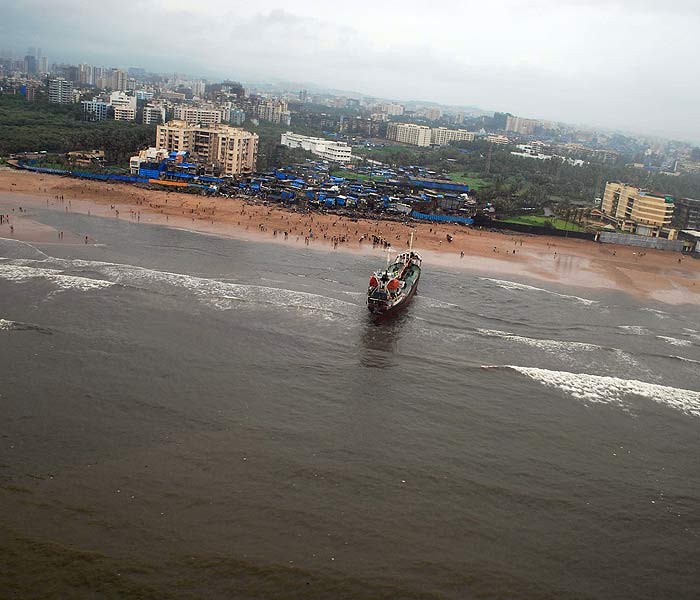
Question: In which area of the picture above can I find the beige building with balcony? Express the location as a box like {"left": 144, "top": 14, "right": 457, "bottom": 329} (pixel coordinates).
{"left": 601, "top": 182, "right": 674, "bottom": 236}
{"left": 156, "top": 120, "right": 258, "bottom": 176}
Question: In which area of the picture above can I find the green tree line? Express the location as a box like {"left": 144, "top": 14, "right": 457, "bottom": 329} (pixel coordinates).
{"left": 0, "top": 94, "right": 155, "bottom": 163}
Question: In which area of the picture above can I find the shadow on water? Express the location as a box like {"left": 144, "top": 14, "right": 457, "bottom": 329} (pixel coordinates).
{"left": 358, "top": 309, "right": 412, "bottom": 369}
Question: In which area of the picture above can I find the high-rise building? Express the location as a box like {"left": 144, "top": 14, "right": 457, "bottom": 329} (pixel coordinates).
{"left": 173, "top": 106, "right": 224, "bottom": 127}
{"left": 47, "top": 77, "right": 73, "bottom": 104}
{"left": 602, "top": 182, "right": 675, "bottom": 236}
{"left": 424, "top": 107, "right": 442, "bottom": 121}
{"left": 505, "top": 115, "right": 537, "bottom": 136}
{"left": 230, "top": 109, "right": 246, "bottom": 126}
{"left": 430, "top": 127, "right": 476, "bottom": 146}
{"left": 105, "top": 68, "right": 128, "bottom": 91}
{"left": 24, "top": 55, "right": 37, "bottom": 75}
{"left": 192, "top": 80, "right": 206, "bottom": 98}
{"left": 674, "top": 197, "right": 700, "bottom": 230}
{"left": 387, "top": 123, "right": 431, "bottom": 147}
{"left": 156, "top": 120, "right": 258, "bottom": 175}
{"left": 143, "top": 104, "right": 166, "bottom": 125}
{"left": 109, "top": 91, "right": 137, "bottom": 121}
{"left": 492, "top": 112, "right": 510, "bottom": 130}
{"left": 256, "top": 99, "right": 288, "bottom": 124}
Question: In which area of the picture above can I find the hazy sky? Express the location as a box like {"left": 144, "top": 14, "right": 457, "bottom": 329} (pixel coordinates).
{"left": 3, "top": 0, "right": 699, "bottom": 141}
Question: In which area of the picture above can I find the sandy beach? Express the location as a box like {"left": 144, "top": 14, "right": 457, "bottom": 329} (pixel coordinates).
{"left": 1, "top": 166, "right": 698, "bottom": 304}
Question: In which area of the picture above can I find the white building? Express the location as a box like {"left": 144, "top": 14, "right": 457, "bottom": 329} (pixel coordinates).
{"left": 129, "top": 147, "right": 170, "bottom": 175}
{"left": 109, "top": 91, "right": 137, "bottom": 121}
{"left": 391, "top": 123, "right": 432, "bottom": 147}
{"left": 81, "top": 99, "right": 109, "bottom": 121}
{"left": 143, "top": 104, "right": 166, "bottom": 125}
{"left": 280, "top": 132, "right": 352, "bottom": 163}
{"left": 430, "top": 127, "right": 476, "bottom": 146}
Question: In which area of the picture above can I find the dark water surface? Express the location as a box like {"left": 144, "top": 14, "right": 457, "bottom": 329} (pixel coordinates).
{"left": 1, "top": 206, "right": 699, "bottom": 599}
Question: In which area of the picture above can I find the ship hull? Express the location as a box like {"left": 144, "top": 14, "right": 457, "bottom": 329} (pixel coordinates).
{"left": 367, "top": 270, "right": 420, "bottom": 316}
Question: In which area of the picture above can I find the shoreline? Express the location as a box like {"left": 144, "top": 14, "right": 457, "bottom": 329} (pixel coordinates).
{"left": 1, "top": 167, "right": 699, "bottom": 305}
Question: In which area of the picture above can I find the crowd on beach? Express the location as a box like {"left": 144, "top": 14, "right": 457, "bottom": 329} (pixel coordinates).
{"left": 1, "top": 167, "right": 698, "bottom": 303}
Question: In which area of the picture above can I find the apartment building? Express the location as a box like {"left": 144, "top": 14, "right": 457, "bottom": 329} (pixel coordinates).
{"left": 81, "top": 99, "right": 109, "bottom": 121}
{"left": 47, "top": 77, "right": 73, "bottom": 104}
{"left": 109, "top": 91, "right": 137, "bottom": 121}
{"left": 602, "top": 182, "right": 674, "bottom": 236}
{"left": 280, "top": 132, "right": 352, "bottom": 163}
{"left": 430, "top": 127, "right": 476, "bottom": 146}
{"left": 256, "top": 99, "right": 290, "bottom": 125}
{"left": 505, "top": 115, "right": 537, "bottom": 136}
{"left": 674, "top": 197, "right": 700, "bottom": 230}
{"left": 142, "top": 104, "right": 166, "bottom": 125}
{"left": 386, "top": 123, "right": 432, "bottom": 147}
{"left": 173, "top": 105, "right": 224, "bottom": 126}
{"left": 156, "top": 120, "right": 258, "bottom": 175}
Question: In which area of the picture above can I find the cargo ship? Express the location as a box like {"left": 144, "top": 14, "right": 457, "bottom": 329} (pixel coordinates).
{"left": 367, "top": 234, "right": 422, "bottom": 316}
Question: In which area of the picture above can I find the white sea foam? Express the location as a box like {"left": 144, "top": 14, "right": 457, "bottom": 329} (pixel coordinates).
{"left": 419, "top": 296, "right": 460, "bottom": 309}
{"left": 656, "top": 335, "right": 693, "bottom": 347}
{"left": 477, "top": 328, "right": 601, "bottom": 353}
{"left": 0, "top": 318, "right": 15, "bottom": 330}
{"left": 672, "top": 355, "right": 700, "bottom": 365}
{"left": 501, "top": 366, "right": 700, "bottom": 418}
{"left": 618, "top": 325, "right": 650, "bottom": 335}
{"left": 480, "top": 277, "right": 597, "bottom": 306}
{"left": 641, "top": 307, "right": 668, "bottom": 319}
{"left": 0, "top": 264, "right": 113, "bottom": 291}
{"left": 67, "top": 259, "right": 358, "bottom": 316}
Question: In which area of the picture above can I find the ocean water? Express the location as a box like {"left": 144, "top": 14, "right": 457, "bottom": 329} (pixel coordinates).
{"left": 1, "top": 206, "right": 699, "bottom": 599}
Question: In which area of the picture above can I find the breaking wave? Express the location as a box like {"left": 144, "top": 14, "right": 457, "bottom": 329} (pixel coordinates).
{"left": 487, "top": 365, "right": 700, "bottom": 418}
{"left": 479, "top": 278, "right": 597, "bottom": 306}
{"left": 618, "top": 325, "right": 650, "bottom": 335}
{"left": 0, "top": 263, "right": 114, "bottom": 292}
{"left": 656, "top": 335, "right": 693, "bottom": 347}
{"left": 476, "top": 329, "right": 639, "bottom": 370}
{"left": 0, "top": 317, "right": 51, "bottom": 334}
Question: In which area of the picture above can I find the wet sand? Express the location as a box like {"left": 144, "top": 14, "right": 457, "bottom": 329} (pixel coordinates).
{"left": 1, "top": 167, "right": 699, "bottom": 304}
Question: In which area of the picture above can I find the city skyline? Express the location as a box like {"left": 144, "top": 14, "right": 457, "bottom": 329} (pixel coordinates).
{"left": 2, "top": 0, "right": 699, "bottom": 143}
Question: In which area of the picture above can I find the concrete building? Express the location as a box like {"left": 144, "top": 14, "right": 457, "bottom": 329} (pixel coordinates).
{"left": 505, "top": 115, "right": 537, "bottom": 136}
{"left": 230, "top": 109, "right": 246, "bottom": 126}
{"left": 135, "top": 89, "right": 154, "bottom": 101}
{"left": 674, "top": 197, "right": 700, "bottom": 230}
{"left": 425, "top": 107, "right": 442, "bottom": 121}
{"left": 387, "top": 123, "right": 431, "bottom": 147}
{"left": 192, "top": 80, "right": 206, "bottom": 98}
{"left": 430, "top": 127, "right": 476, "bottom": 146}
{"left": 601, "top": 182, "right": 675, "bottom": 236}
{"left": 257, "top": 99, "right": 289, "bottom": 125}
{"left": 81, "top": 99, "right": 109, "bottom": 121}
{"left": 109, "top": 91, "right": 137, "bottom": 121}
{"left": 142, "top": 104, "right": 166, "bottom": 125}
{"left": 173, "top": 105, "right": 224, "bottom": 126}
{"left": 47, "top": 77, "right": 73, "bottom": 104}
{"left": 280, "top": 132, "right": 352, "bottom": 163}
{"left": 129, "top": 147, "right": 170, "bottom": 175}
{"left": 380, "top": 102, "right": 404, "bottom": 116}
{"left": 156, "top": 120, "right": 258, "bottom": 176}
{"left": 485, "top": 134, "right": 510, "bottom": 145}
